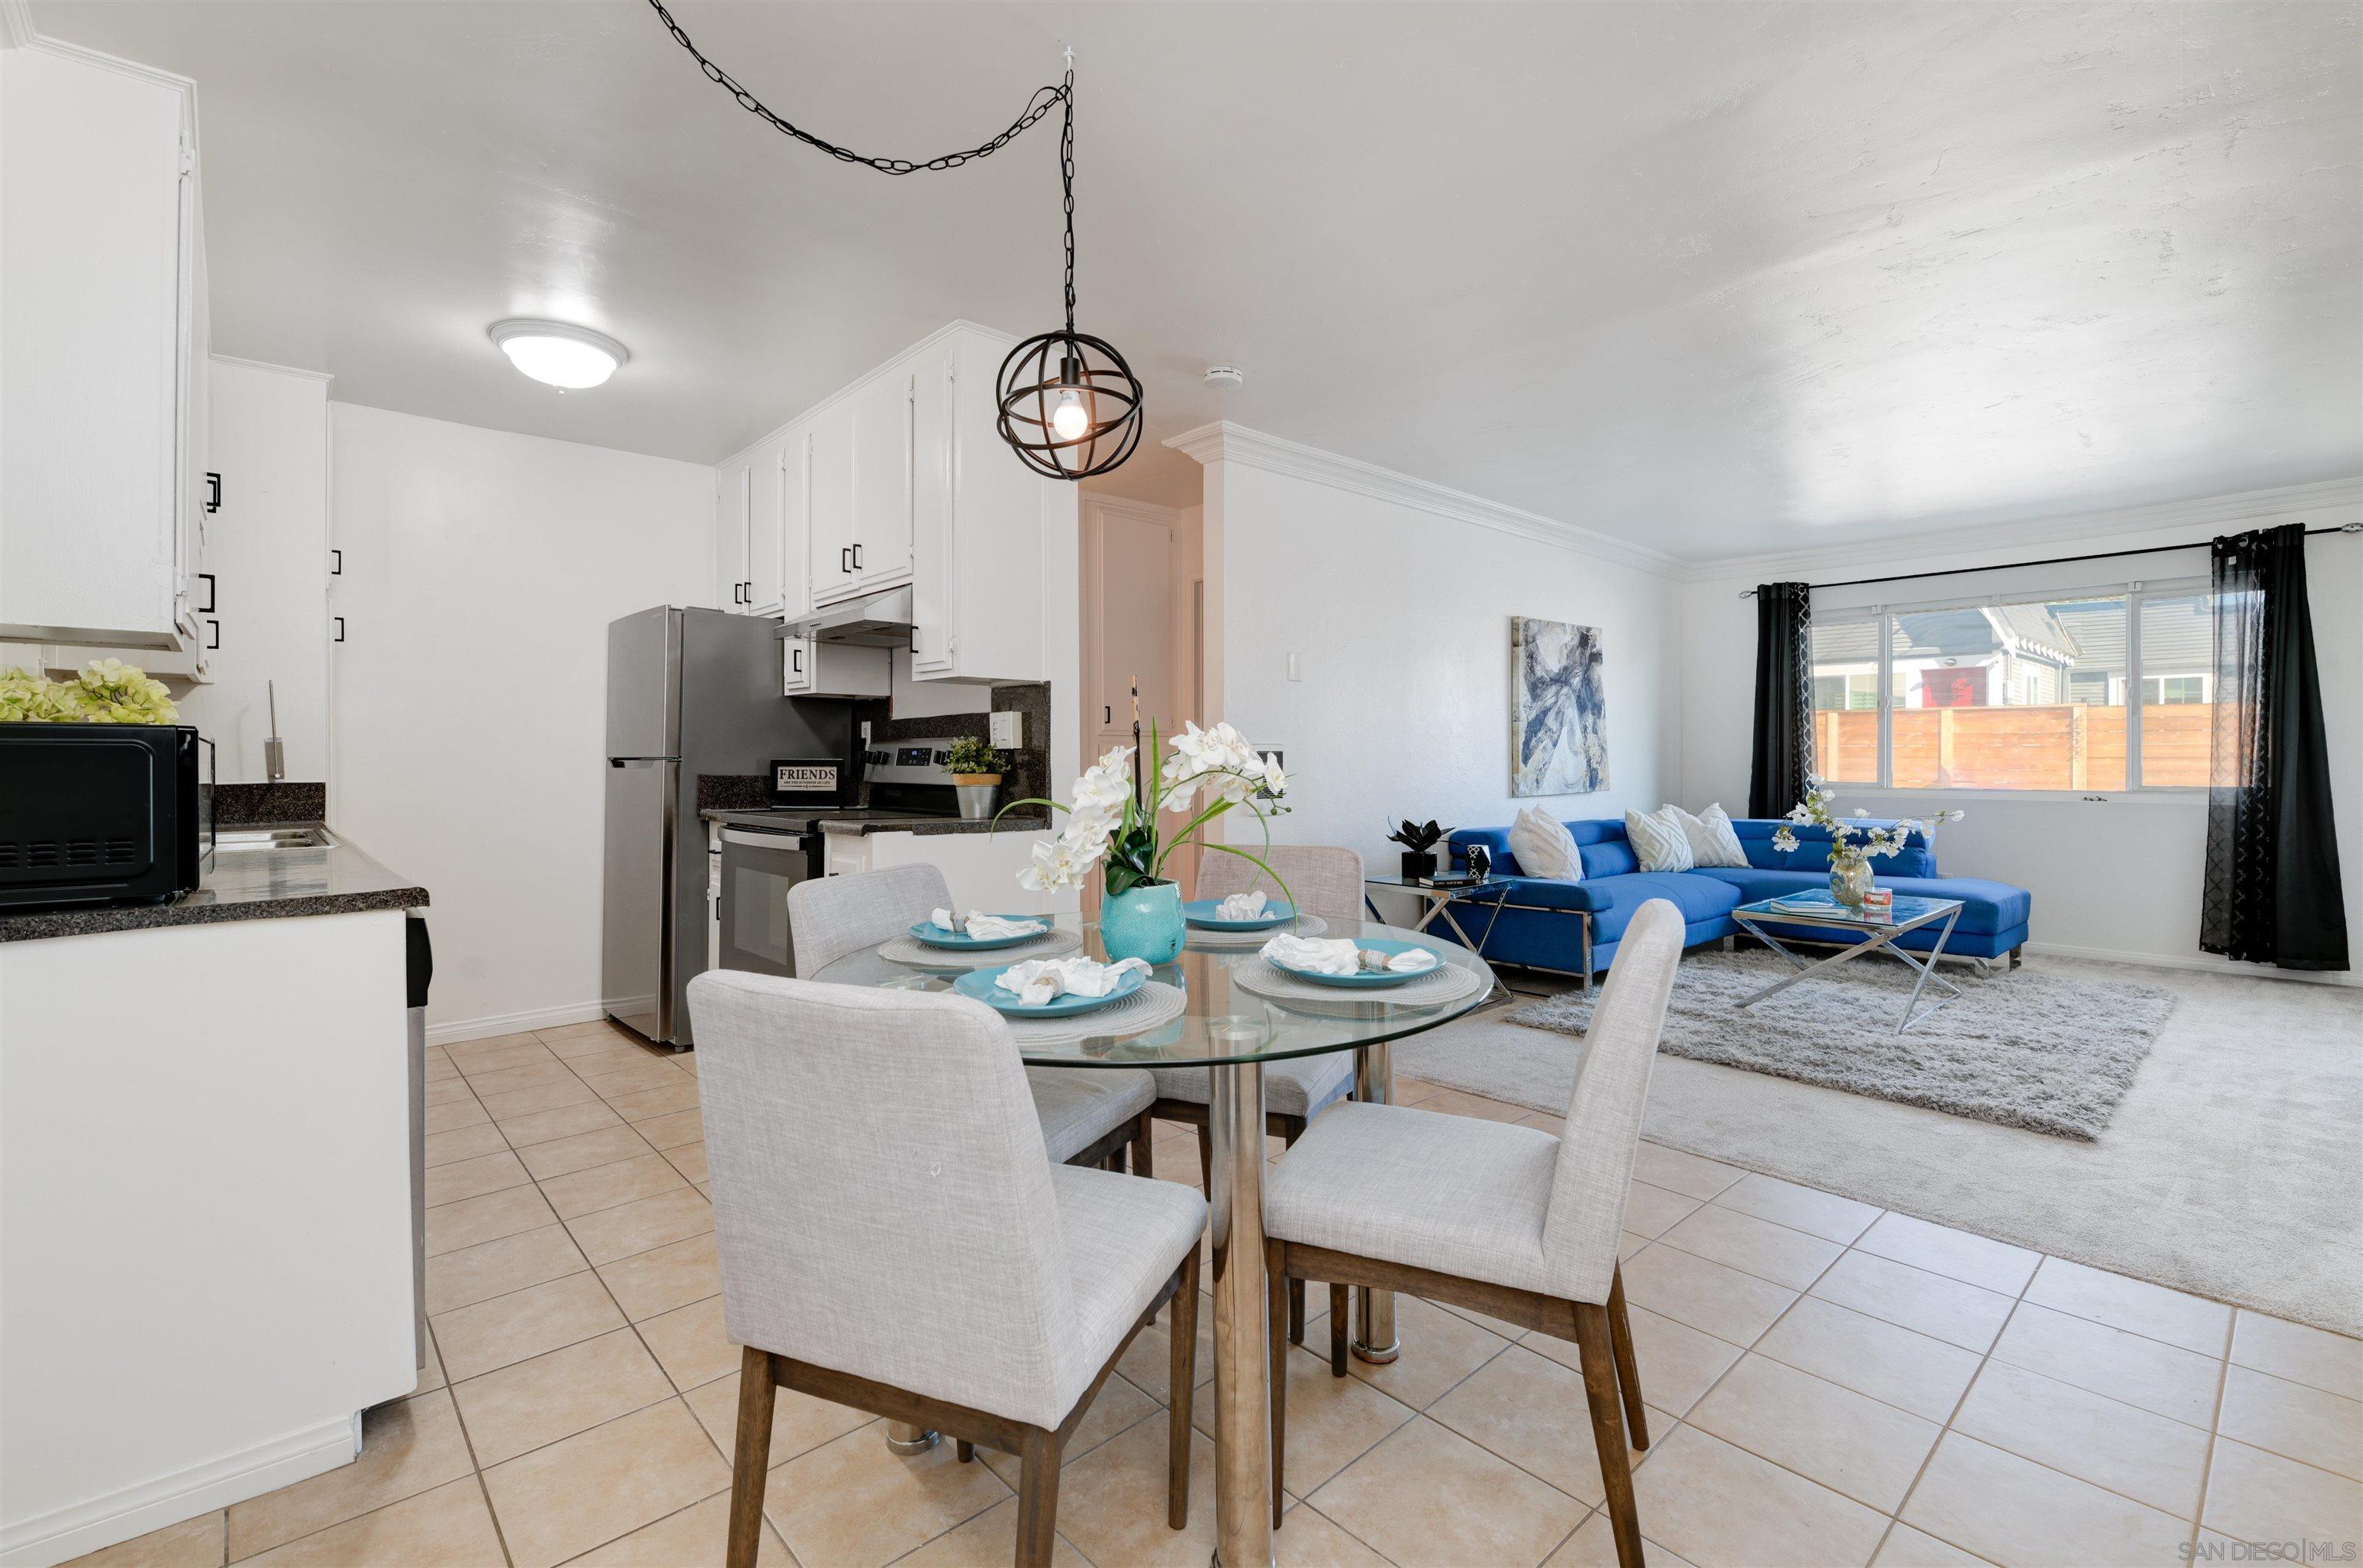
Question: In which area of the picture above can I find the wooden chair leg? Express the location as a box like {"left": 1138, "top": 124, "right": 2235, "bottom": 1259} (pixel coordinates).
{"left": 1131, "top": 1112, "right": 1153, "bottom": 1180}
{"left": 1168, "top": 1250, "right": 1198, "bottom": 1530}
{"left": 955, "top": 1439, "right": 975, "bottom": 1463}
{"left": 726, "top": 1346, "right": 775, "bottom": 1568}
{"left": 1195, "top": 1124, "right": 1211, "bottom": 1193}
{"left": 1281, "top": 1120, "right": 1306, "bottom": 1345}
{"left": 1574, "top": 1303, "right": 1644, "bottom": 1567}
{"left": 1328, "top": 1284, "right": 1350, "bottom": 1377}
{"left": 1265, "top": 1239, "right": 1288, "bottom": 1530}
{"left": 1606, "top": 1264, "right": 1649, "bottom": 1449}
{"left": 1015, "top": 1428, "right": 1062, "bottom": 1568}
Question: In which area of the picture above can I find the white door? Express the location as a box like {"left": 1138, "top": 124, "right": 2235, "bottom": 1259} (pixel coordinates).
{"left": 745, "top": 437, "right": 784, "bottom": 616}
{"left": 807, "top": 402, "right": 858, "bottom": 604}
{"left": 848, "top": 368, "right": 913, "bottom": 588}
{"left": 715, "top": 463, "right": 750, "bottom": 611}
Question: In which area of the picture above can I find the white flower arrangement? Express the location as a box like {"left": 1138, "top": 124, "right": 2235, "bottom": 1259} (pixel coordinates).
{"left": 1771, "top": 777, "right": 1962, "bottom": 870}
{"left": 1002, "top": 720, "right": 1291, "bottom": 898}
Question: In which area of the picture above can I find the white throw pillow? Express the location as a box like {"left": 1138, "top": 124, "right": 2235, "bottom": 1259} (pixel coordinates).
{"left": 1508, "top": 805, "right": 1582, "bottom": 881}
{"left": 1625, "top": 806, "right": 1695, "bottom": 873}
{"left": 1671, "top": 803, "right": 1749, "bottom": 869}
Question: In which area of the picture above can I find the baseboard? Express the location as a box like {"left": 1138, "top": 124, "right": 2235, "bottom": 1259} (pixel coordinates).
{"left": 2024, "top": 940, "right": 2358, "bottom": 987}
{"left": 425, "top": 998, "right": 608, "bottom": 1046}
{"left": 1, "top": 1413, "right": 356, "bottom": 1567}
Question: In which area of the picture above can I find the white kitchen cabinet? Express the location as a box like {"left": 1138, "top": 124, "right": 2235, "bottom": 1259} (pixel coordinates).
{"left": 847, "top": 367, "right": 915, "bottom": 594}
{"left": 745, "top": 435, "right": 785, "bottom": 617}
{"left": 169, "top": 358, "right": 332, "bottom": 782}
{"left": 714, "top": 463, "right": 751, "bottom": 611}
{"left": 780, "top": 633, "right": 889, "bottom": 698}
{"left": 1, "top": 39, "right": 209, "bottom": 651}
{"left": 777, "top": 435, "right": 811, "bottom": 621}
{"left": 806, "top": 400, "right": 858, "bottom": 605}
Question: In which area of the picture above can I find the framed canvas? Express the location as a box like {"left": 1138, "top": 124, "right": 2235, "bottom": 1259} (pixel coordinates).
{"left": 1511, "top": 617, "right": 1608, "bottom": 796}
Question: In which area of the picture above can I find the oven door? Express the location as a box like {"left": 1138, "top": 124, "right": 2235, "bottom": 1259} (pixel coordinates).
{"left": 717, "top": 827, "right": 818, "bottom": 978}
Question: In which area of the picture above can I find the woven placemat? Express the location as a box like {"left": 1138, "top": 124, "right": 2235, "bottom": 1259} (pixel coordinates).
{"left": 878, "top": 928, "right": 1082, "bottom": 969}
{"left": 1232, "top": 955, "right": 1485, "bottom": 1013}
{"left": 1183, "top": 913, "right": 1327, "bottom": 948}
{"left": 1000, "top": 980, "right": 1189, "bottom": 1047}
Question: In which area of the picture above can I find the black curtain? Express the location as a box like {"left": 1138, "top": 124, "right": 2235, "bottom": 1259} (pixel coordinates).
{"left": 2201, "top": 524, "right": 2348, "bottom": 970}
{"left": 1748, "top": 582, "right": 1814, "bottom": 819}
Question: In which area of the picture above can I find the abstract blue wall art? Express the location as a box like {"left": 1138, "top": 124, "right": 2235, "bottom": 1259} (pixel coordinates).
{"left": 1511, "top": 618, "right": 1608, "bottom": 797}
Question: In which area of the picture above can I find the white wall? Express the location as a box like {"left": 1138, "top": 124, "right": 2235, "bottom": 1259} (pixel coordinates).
{"left": 1678, "top": 488, "right": 2363, "bottom": 983}
{"left": 328, "top": 403, "right": 714, "bottom": 1036}
{"left": 1206, "top": 452, "right": 1681, "bottom": 884}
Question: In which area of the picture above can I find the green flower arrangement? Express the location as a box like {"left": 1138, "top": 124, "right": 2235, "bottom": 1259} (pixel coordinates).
{"left": 0, "top": 661, "right": 178, "bottom": 725}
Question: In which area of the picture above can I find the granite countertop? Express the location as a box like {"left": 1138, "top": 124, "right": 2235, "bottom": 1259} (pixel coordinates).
{"left": 0, "top": 824, "right": 428, "bottom": 943}
{"left": 698, "top": 808, "right": 1048, "bottom": 837}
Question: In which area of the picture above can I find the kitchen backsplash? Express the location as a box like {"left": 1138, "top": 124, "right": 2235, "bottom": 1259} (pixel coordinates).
{"left": 699, "top": 681, "right": 1052, "bottom": 811}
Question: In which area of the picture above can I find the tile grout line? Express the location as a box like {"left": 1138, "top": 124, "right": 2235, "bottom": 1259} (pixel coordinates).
{"left": 2187, "top": 1306, "right": 2239, "bottom": 1555}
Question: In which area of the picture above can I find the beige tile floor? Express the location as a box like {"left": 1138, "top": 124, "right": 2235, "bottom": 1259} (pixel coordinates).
{"left": 69, "top": 1019, "right": 2363, "bottom": 1568}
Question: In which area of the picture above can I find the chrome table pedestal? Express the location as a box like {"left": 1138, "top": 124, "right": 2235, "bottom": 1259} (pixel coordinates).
{"left": 883, "top": 1422, "right": 938, "bottom": 1453}
{"left": 1348, "top": 1042, "right": 1399, "bottom": 1365}
{"left": 1208, "top": 1060, "right": 1275, "bottom": 1567}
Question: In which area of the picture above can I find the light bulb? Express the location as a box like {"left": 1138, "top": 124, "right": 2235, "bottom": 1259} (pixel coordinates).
{"left": 487, "top": 319, "right": 629, "bottom": 389}
{"left": 1050, "top": 387, "right": 1091, "bottom": 441}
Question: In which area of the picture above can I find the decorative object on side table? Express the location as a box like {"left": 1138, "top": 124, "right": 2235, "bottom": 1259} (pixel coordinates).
{"left": 996, "top": 703, "right": 1291, "bottom": 966}
{"left": 1384, "top": 818, "right": 1451, "bottom": 881}
{"left": 942, "top": 735, "right": 1008, "bottom": 821}
{"left": 1771, "top": 777, "right": 1961, "bottom": 911}
{"left": 1511, "top": 617, "right": 1608, "bottom": 796}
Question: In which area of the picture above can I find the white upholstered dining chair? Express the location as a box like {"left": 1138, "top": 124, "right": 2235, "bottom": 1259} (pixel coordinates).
{"left": 687, "top": 970, "right": 1205, "bottom": 1568}
{"left": 1258, "top": 897, "right": 1687, "bottom": 1566}
{"left": 1157, "top": 844, "right": 1365, "bottom": 1340}
{"left": 788, "top": 864, "right": 1157, "bottom": 1174}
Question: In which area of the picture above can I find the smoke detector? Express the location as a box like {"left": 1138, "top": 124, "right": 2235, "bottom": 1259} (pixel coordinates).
{"left": 1204, "top": 365, "right": 1245, "bottom": 389}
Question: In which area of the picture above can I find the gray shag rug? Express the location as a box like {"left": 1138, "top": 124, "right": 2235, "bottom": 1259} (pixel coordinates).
{"left": 1501, "top": 950, "right": 2175, "bottom": 1140}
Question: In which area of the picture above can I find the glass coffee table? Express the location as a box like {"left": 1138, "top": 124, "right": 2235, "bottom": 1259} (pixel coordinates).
{"left": 1729, "top": 891, "right": 1965, "bottom": 1034}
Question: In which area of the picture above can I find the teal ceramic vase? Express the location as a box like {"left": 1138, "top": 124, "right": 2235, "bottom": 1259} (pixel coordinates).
{"left": 1102, "top": 880, "right": 1185, "bottom": 964}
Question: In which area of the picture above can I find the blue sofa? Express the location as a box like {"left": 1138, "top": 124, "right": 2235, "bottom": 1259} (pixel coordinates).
{"left": 1442, "top": 817, "right": 2030, "bottom": 990}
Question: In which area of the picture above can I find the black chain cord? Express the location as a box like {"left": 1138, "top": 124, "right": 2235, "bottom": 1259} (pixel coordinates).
{"left": 643, "top": 2, "right": 1085, "bottom": 350}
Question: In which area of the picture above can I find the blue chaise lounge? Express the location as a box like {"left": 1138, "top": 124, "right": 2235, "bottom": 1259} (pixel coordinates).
{"left": 1442, "top": 816, "right": 2030, "bottom": 990}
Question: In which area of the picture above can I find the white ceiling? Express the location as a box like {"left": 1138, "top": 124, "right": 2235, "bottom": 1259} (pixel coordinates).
{"left": 29, "top": 1, "right": 2363, "bottom": 558}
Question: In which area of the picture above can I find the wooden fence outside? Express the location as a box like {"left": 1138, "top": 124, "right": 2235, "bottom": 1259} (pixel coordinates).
{"left": 1813, "top": 704, "right": 2213, "bottom": 791}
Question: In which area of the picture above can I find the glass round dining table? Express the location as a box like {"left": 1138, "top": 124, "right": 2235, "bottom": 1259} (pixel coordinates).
{"left": 812, "top": 914, "right": 1497, "bottom": 1568}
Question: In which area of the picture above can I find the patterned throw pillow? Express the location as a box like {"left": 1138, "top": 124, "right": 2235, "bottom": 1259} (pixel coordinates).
{"left": 1508, "top": 805, "right": 1582, "bottom": 880}
{"left": 1671, "top": 804, "right": 1750, "bottom": 868}
{"left": 1624, "top": 805, "right": 1695, "bottom": 873}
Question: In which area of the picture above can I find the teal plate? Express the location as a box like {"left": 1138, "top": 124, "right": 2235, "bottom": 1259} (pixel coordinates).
{"left": 1182, "top": 898, "right": 1297, "bottom": 930}
{"left": 907, "top": 916, "right": 1052, "bottom": 950}
{"left": 1267, "top": 937, "right": 1441, "bottom": 989}
{"left": 955, "top": 964, "right": 1147, "bottom": 1017}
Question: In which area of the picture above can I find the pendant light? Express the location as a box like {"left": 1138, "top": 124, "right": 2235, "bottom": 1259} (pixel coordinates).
{"left": 645, "top": 8, "right": 1143, "bottom": 479}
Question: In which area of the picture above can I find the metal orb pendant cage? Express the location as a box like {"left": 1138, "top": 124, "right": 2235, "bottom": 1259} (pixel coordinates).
{"left": 647, "top": 5, "right": 1143, "bottom": 479}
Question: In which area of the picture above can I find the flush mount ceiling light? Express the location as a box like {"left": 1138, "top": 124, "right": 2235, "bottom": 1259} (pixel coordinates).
{"left": 644, "top": 6, "right": 1142, "bottom": 479}
{"left": 488, "top": 320, "right": 628, "bottom": 390}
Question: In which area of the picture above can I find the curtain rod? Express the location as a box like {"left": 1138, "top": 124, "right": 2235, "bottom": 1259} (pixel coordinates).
{"left": 1738, "top": 521, "right": 2361, "bottom": 598}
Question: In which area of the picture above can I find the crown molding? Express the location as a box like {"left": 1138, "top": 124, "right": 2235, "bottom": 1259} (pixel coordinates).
{"left": 18, "top": 29, "right": 196, "bottom": 94}
{"left": 1678, "top": 476, "right": 2363, "bottom": 586}
{"left": 2, "top": 2, "right": 37, "bottom": 49}
{"left": 1080, "top": 492, "right": 1181, "bottom": 527}
{"left": 1162, "top": 420, "right": 1683, "bottom": 578}
{"left": 211, "top": 353, "right": 334, "bottom": 385}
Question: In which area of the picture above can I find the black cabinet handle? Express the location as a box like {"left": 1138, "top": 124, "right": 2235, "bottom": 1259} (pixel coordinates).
{"left": 792, "top": 648, "right": 803, "bottom": 674}
{"left": 334, "top": 617, "right": 346, "bottom": 643}
{"left": 330, "top": 550, "right": 342, "bottom": 576}
{"left": 852, "top": 543, "right": 863, "bottom": 570}
{"left": 731, "top": 581, "right": 742, "bottom": 604}
{"left": 204, "top": 619, "right": 219, "bottom": 651}
{"left": 1104, "top": 704, "right": 1112, "bottom": 724}
{"left": 839, "top": 547, "right": 852, "bottom": 574}
{"left": 196, "top": 573, "right": 216, "bottom": 613}
{"left": 204, "top": 473, "right": 222, "bottom": 514}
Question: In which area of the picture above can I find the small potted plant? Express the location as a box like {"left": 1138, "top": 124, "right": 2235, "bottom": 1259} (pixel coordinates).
{"left": 944, "top": 735, "right": 1009, "bottom": 821}
{"left": 1386, "top": 819, "right": 1451, "bottom": 881}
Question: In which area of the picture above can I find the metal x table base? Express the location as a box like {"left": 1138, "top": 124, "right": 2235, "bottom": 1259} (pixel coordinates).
{"left": 1731, "top": 904, "right": 1965, "bottom": 1035}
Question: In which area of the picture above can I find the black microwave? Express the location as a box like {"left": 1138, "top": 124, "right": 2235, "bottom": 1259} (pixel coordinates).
{"left": 0, "top": 724, "right": 207, "bottom": 911}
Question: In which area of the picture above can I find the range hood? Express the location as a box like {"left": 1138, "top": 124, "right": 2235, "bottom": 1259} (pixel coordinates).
{"left": 779, "top": 585, "right": 915, "bottom": 648}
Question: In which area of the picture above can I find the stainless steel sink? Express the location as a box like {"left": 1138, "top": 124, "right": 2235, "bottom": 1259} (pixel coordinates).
{"left": 214, "top": 827, "right": 333, "bottom": 852}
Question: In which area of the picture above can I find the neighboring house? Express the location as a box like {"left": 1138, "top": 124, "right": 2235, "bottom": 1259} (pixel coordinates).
{"left": 1812, "top": 596, "right": 2212, "bottom": 713}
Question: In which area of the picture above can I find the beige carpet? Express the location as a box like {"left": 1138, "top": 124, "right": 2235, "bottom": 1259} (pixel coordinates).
{"left": 1397, "top": 955, "right": 2363, "bottom": 1335}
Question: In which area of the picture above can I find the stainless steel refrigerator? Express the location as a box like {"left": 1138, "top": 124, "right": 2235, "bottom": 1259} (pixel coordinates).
{"left": 602, "top": 607, "right": 852, "bottom": 1046}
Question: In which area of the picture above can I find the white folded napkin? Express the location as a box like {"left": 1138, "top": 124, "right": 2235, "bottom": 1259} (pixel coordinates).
{"left": 931, "top": 908, "right": 1048, "bottom": 940}
{"left": 1260, "top": 934, "right": 1438, "bottom": 976}
{"left": 1215, "top": 889, "right": 1269, "bottom": 920}
{"left": 994, "top": 955, "right": 1150, "bottom": 1007}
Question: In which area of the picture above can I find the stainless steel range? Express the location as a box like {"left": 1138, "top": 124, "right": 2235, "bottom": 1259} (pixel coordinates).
{"left": 711, "top": 737, "right": 970, "bottom": 982}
